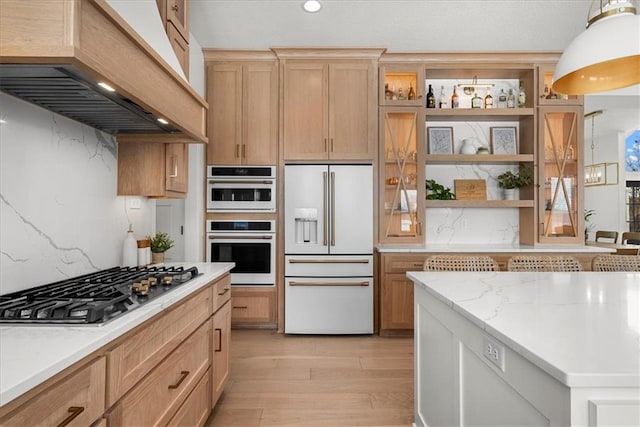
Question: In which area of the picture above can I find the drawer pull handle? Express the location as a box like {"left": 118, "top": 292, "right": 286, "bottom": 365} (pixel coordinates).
{"left": 58, "top": 406, "right": 84, "bottom": 427}
{"left": 215, "top": 328, "right": 222, "bottom": 352}
{"left": 413, "top": 263, "right": 423, "bottom": 267}
{"left": 168, "top": 370, "right": 190, "bottom": 389}
{"left": 289, "top": 281, "right": 369, "bottom": 287}
{"left": 288, "top": 258, "right": 369, "bottom": 264}
{"left": 218, "top": 288, "right": 230, "bottom": 295}
{"left": 233, "top": 305, "right": 248, "bottom": 309}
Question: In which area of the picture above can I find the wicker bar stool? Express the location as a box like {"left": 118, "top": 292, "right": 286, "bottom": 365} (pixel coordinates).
{"left": 423, "top": 255, "right": 499, "bottom": 271}
{"left": 592, "top": 255, "right": 640, "bottom": 272}
{"left": 507, "top": 255, "right": 583, "bottom": 272}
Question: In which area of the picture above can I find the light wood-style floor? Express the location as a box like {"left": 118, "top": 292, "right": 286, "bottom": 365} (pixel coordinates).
{"left": 205, "top": 329, "right": 414, "bottom": 426}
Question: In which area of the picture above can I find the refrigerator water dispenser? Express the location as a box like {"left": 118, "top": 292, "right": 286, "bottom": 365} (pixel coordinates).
{"left": 294, "top": 208, "right": 318, "bottom": 243}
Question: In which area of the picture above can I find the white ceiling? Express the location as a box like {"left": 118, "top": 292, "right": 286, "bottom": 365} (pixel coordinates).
{"left": 190, "top": 0, "right": 640, "bottom": 138}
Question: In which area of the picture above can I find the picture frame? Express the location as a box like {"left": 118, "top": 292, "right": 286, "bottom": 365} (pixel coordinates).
{"left": 490, "top": 127, "right": 518, "bottom": 155}
{"left": 427, "top": 127, "right": 454, "bottom": 154}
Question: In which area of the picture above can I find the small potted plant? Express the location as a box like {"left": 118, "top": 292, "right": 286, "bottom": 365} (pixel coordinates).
{"left": 496, "top": 165, "right": 532, "bottom": 200}
{"left": 426, "top": 179, "right": 456, "bottom": 200}
{"left": 149, "top": 231, "right": 174, "bottom": 264}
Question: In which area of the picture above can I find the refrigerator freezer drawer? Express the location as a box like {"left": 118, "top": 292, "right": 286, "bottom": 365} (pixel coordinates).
{"left": 285, "top": 255, "right": 373, "bottom": 277}
{"left": 284, "top": 277, "right": 373, "bottom": 334}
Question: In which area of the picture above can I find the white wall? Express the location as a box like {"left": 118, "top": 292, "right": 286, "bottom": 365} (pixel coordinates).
{"left": 0, "top": 94, "right": 155, "bottom": 294}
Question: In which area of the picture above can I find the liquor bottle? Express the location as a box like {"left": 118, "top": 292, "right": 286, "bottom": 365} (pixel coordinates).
{"left": 471, "top": 92, "right": 482, "bottom": 108}
{"left": 484, "top": 90, "right": 493, "bottom": 109}
{"left": 506, "top": 89, "right": 515, "bottom": 108}
{"left": 426, "top": 84, "right": 436, "bottom": 108}
{"left": 397, "top": 87, "right": 405, "bottom": 100}
{"left": 384, "top": 83, "right": 392, "bottom": 101}
{"left": 438, "top": 86, "right": 448, "bottom": 108}
{"left": 517, "top": 81, "right": 526, "bottom": 107}
{"left": 451, "top": 86, "right": 459, "bottom": 109}
{"left": 497, "top": 89, "right": 507, "bottom": 108}
{"left": 407, "top": 83, "right": 416, "bottom": 100}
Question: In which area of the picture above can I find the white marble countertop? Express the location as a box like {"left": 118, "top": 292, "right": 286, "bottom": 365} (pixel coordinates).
{"left": 0, "top": 262, "right": 234, "bottom": 408}
{"left": 407, "top": 271, "right": 640, "bottom": 388}
{"left": 377, "top": 243, "right": 615, "bottom": 253}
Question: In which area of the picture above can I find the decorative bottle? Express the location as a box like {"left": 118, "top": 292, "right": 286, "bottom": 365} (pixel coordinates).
{"left": 438, "top": 85, "right": 448, "bottom": 108}
{"left": 497, "top": 89, "right": 507, "bottom": 108}
{"left": 397, "top": 87, "right": 405, "bottom": 100}
{"left": 122, "top": 225, "right": 137, "bottom": 268}
{"left": 471, "top": 92, "right": 482, "bottom": 108}
{"left": 407, "top": 83, "right": 416, "bottom": 100}
{"left": 426, "top": 84, "right": 435, "bottom": 108}
{"left": 451, "top": 86, "right": 459, "bottom": 109}
{"left": 506, "top": 89, "right": 516, "bottom": 108}
{"left": 384, "top": 83, "right": 392, "bottom": 101}
{"left": 484, "top": 90, "right": 493, "bottom": 109}
{"left": 517, "top": 81, "right": 526, "bottom": 107}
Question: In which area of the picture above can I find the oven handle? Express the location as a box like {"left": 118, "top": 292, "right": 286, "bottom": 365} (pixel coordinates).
{"left": 208, "top": 179, "right": 274, "bottom": 185}
{"left": 289, "top": 281, "right": 369, "bottom": 287}
{"left": 208, "top": 235, "right": 273, "bottom": 240}
{"left": 288, "top": 258, "right": 370, "bottom": 264}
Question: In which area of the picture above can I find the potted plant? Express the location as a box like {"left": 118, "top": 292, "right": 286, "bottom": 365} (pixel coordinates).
{"left": 496, "top": 165, "right": 533, "bottom": 200}
{"left": 149, "top": 231, "right": 174, "bottom": 264}
{"left": 426, "top": 179, "right": 456, "bottom": 200}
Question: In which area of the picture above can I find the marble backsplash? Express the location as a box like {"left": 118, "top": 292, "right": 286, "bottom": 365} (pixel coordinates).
{"left": 0, "top": 94, "right": 155, "bottom": 294}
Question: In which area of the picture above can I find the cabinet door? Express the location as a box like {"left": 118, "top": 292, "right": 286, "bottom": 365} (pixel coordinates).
{"left": 283, "top": 62, "right": 328, "bottom": 160}
{"left": 329, "top": 62, "right": 376, "bottom": 160}
{"left": 244, "top": 62, "right": 278, "bottom": 164}
{"left": 207, "top": 64, "right": 243, "bottom": 165}
{"left": 380, "top": 274, "right": 414, "bottom": 331}
{"left": 230, "top": 287, "right": 276, "bottom": 326}
{"left": 212, "top": 301, "right": 231, "bottom": 407}
{"left": 379, "top": 108, "right": 424, "bottom": 244}
{"left": 539, "top": 106, "right": 583, "bottom": 243}
{"left": 165, "top": 143, "right": 188, "bottom": 193}
{"left": 165, "top": 0, "right": 188, "bottom": 41}
{"left": 379, "top": 63, "right": 425, "bottom": 106}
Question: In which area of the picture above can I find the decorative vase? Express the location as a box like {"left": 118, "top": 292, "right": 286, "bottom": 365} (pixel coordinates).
{"left": 151, "top": 251, "right": 165, "bottom": 264}
{"left": 460, "top": 138, "right": 479, "bottom": 154}
{"left": 502, "top": 188, "right": 518, "bottom": 200}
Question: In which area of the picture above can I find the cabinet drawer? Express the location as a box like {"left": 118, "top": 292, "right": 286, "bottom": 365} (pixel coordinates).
{"left": 108, "top": 321, "right": 211, "bottom": 427}
{"left": 384, "top": 255, "right": 427, "bottom": 273}
{"left": 231, "top": 288, "right": 275, "bottom": 324}
{"left": 212, "top": 274, "right": 231, "bottom": 313}
{"left": 0, "top": 357, "right": 105, "bottom": 427}
{"left": 167, "top": 367, "right": 211, "bottom": 427}
{"left": 106, "top": 286, "right": 211, "bottom": 405}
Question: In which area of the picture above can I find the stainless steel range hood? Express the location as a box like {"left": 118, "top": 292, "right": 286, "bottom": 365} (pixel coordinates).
{"left": 0, "top": 0, "right": 208, "bottom": 143}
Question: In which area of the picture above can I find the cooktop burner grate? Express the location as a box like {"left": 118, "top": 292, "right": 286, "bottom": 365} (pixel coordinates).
{"left": 0, "top": 265, "right": 200, "bottom": 325}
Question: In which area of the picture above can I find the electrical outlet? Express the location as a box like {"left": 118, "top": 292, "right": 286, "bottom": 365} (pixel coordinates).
{"left": 483, "top": 336, "right": 505, "bottom": 371}
{"left": 127, "top": 197, "right": 142, "bottom": 210}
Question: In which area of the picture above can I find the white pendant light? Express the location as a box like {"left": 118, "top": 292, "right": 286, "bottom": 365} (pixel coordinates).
{"left": 303, "top": 1, "right": 322, "bottom": 13}
{"left": 553, "top": 0, "right": 640, "bottom": 95}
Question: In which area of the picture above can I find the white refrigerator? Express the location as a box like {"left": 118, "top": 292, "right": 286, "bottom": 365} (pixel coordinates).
{"left": 284, "top": 164, "right": 373, "bottom": 334}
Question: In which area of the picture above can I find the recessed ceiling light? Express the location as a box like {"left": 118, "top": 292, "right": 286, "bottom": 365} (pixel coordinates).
{"left": 303, "top": 0, "right": 322, "bottom": 13}
{"left": 157, "top": 118, "right": 169, "bottom": 125}
{"left": 97, "top": 82, "right": 116, "bottom": 92}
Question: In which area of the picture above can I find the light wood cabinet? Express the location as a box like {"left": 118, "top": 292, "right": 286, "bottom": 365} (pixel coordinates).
{"left": 0, "top": 357, "right": 106, "bottom": 427}
{"left": 212, "top": 299, "right": 231, "bottom": 406}
{"left": 117, "top": 138, "right": 189, "bottom": 198}
{"left": 157, "top": 0, "right": 189, "bottom": 76}
{"left": 106, "top": 285, "right": 211, "bottom": 405}
{"left": 107, "top": 321, "right": 211, "bottom": 426}
{"left": 279, "top": 51, "right": 381, "bottom": 161}
{"left": 206, "top": 58, "right": 278, "bottom": 165}
{"left": 167, "top": 368, "right": 211, "bottom": 427}
{"left": 231, "top": 287, "right": 277, "bottom": 327}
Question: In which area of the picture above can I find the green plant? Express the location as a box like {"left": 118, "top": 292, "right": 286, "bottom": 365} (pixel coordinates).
{"left": 496, "top": 165, "right": 533, "bottom": 189}
{"left": 426, "top": 179, "right": 456, "bottom": 200}
{"left": 584, "top": 209, "right": 596, "bottom": 232}
{"left": 149, "top": 231, "right": 174, "bottom": 253}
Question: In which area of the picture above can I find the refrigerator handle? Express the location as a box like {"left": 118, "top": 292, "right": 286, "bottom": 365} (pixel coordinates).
{"left": 323, "top": 171, "right": 328, "bottom": 246}
{"left": 330, "top": 171, "right": 336, "bottom": 246}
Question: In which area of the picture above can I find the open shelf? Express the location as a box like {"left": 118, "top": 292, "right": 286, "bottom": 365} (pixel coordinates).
{"left": 425, "top": 154, "right": 534, "bottom": 163}
{"left": 425, "top": 200, "right": 534, "bottom": 208}
{"left": 425, "top": 108, "right": 534, "bottom": 121}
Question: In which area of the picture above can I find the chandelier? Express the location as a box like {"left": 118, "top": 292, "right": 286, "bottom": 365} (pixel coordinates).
{"left": 584, "top": 110, "right": 619, "bottom": 187}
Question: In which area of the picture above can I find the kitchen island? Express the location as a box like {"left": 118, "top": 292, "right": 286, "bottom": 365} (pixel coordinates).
{"left": 408, "top": 270, "right": 640, "bottom": 427}
{"left": 0, "top": 262, "right": 233, "bottom": 424}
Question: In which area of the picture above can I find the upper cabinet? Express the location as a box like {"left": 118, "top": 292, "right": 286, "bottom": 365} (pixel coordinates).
{"left": 157, "top": 0, "right": 190, "bottom": 76}
{"left": 205, "top": 52, "right": 279, "bottom": 165}
{"left": 537, "top": 63, "right": 582, "bottom": 106}
{"left": 276, "top": 48, "right": 384, "bottom": 161}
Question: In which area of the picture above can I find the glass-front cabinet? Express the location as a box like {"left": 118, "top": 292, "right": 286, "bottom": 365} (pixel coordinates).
{"left": 538, "top": 106, "right": 584, "bottom": 243}
{"left": 379, "top": 107, "right": 424, "bottom": 243}
{"left": 379, "top": 64, "right": 425, "bottom": 107}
